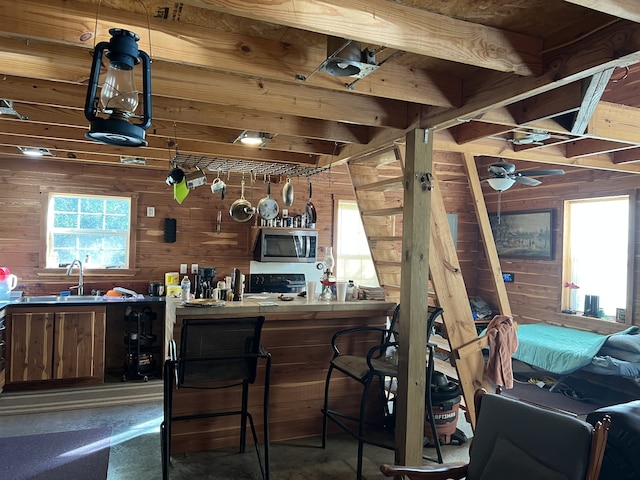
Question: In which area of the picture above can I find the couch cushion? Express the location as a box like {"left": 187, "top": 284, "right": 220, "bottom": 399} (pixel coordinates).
{"left": 603, "top": 333, "right": 640, "bottom": 353}
{"left": 587, "top": 400, "right": 640, "bottom": 480}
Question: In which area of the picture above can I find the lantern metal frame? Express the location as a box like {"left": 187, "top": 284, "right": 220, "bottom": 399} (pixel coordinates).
{"left": 84, "top": 28, "right": 152, "bottom": 147}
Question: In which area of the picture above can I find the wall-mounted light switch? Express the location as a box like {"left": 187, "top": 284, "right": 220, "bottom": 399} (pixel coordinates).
{"left": 146, "top": 207, "right": 155, "bottom": 217}
{"left": 191, "top": 263, "right": 199, "bottom": 274}
{"left": 180, "top": 263, "right": 187, "bottom": 274}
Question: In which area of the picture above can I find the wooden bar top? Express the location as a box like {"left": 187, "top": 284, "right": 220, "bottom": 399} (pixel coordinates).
{"left": 167, "top": 295, "right": 397, "bottom": 317}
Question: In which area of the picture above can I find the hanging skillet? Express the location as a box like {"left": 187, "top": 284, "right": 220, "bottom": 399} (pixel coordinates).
{"left": 306, "top": 180, "right": 317, "bottom": 225}
{"left": 229, "top": 179, "right": 254, "bottom": 223}
{"left": 282, "top": 177, "right": 294, "bottom": 206}
{"left": 257, "top": 177, "right": 279, "bottom": 220}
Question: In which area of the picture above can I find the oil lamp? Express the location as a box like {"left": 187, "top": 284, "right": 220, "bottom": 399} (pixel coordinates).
{"left": 84, "top": 28, "right": 152, "bottom": 147}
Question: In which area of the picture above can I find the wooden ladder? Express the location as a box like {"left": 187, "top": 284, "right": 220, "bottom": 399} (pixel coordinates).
{"left": 347, "top": 142, "right": 491, "bottom": 427}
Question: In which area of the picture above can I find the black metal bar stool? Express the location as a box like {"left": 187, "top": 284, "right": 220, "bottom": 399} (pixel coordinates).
{"left": 161, "top": 316, "right": 271, "bottom": 480}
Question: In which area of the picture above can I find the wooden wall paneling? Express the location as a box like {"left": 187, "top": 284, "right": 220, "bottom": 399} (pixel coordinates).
{"left": 0, "top": 157, "right": 355, "bottom": 296}
{"left": 477, "top": 158, "right": 640, "bottom": 329}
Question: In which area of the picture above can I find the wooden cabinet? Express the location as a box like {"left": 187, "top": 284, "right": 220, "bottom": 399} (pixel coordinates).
{"left": 7, "top": 306, "right": 105, "bottom": 385}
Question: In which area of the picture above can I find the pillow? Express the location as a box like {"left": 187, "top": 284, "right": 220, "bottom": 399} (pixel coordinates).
{"left": 598, "top": 346, "right": 640, "bottom": 363}
{"left": 604, "top": 334, "right": 640, "bottom": 354}
{"left": 479, "top": 435, "right": 568, "bottom": 480}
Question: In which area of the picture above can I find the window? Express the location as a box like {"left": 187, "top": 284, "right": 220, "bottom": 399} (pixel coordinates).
{"left": 562, "top": 195, "right": 631, "bottom": 321}
{"left": 336, "top": 200, "right": 379, "bottom": 286}
{"left": 46, "top": 193, "right": 132, "bottom": 269}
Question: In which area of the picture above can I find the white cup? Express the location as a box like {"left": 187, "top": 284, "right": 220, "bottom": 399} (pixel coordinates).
{"left": 336, "top": 281, "right": 347, "bottom": 302}
{"left": 305, "top": 281, "right": 317, "bottom": 302}
{"left": 211, "top": 177, "right": 226, "bottom": 194}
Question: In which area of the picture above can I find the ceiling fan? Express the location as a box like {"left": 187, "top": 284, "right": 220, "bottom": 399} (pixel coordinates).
{"left": 483, "top": 159, "right": 565, "bottom": 222}
{"left": 484, "top": 158, "right": 565, "bottom": 192}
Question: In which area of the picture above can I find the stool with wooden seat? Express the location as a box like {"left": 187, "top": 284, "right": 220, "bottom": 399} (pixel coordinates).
{"left": 321, "top": 305, "right": 445, "bottom": 480}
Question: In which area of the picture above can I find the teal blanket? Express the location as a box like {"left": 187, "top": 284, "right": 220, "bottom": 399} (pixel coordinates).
{"left": 513, "top": 323, "right": 639, "bottom": 375}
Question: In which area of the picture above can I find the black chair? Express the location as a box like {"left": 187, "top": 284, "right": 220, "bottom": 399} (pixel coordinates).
{"left": 161, "top": 316, "right": 271, "bottom": 480}
{"left": 321, "top": 305, "right": 445, "bottom": 480}
{"left": 381, "top": 389, "right": 611, "bottom": 480}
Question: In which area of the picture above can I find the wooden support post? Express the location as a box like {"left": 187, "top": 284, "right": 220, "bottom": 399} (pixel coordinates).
{"left": 394, "top": 128, "right": 432, "bottom": 466}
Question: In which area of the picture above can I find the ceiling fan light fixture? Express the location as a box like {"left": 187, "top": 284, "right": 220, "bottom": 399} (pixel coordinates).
{"left": 487, "top": 177, "right": 516, "bottom": 191}
{"left": 84, "top": 28, "right": 152, "bottom": 147}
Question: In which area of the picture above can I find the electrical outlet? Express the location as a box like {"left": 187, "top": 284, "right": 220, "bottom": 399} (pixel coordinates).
{"left": 146, "top": 206, "right": 155, "bottom": 217}
{"left": 180, "top": 263, "right": 187, "bottom": 274}
{"left": 191, "top": 263, "right": 199, "bottom": 274}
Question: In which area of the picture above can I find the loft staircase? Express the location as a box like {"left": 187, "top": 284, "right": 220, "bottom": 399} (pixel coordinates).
{"left": 347, "top": 145, "right": 405, "bottom": 304}
{"left": 346, "top": 142, "right": 491, "bottom": 426}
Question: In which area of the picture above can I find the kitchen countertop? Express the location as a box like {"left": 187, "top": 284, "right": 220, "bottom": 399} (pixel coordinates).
{"left": 0, "top": 295, "right": 166, "bottom": 310}
{"left": 168, "top": 294, "right": 396, "bottom": 316}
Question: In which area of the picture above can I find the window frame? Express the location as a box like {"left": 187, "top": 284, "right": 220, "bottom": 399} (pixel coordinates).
{"left": 561, "top": 192, "right": 635, "bottom": 324}
{"left": 39, "top": 188, "right": 138, "bottom": 275}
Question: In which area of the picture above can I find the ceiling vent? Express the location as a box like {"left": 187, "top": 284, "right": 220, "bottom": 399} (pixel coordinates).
{"left": 322, "top": 37, "right": 378, "bottom": 79}
{"left": 295, "top": 37, "right": 379, "bottom": 83}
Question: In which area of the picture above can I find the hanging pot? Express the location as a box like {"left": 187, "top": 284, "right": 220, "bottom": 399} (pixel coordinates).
{"left": 257, "top": 178, "right": 279, "bottom": 220}
{"left": 282, "top": 177, "right": 294, "bottom": 206}
{"left": 229, "top": 179, "right": 255, "bottom": 223}
{"left": 306, "top": 180, "right": 317, "bottom": 224}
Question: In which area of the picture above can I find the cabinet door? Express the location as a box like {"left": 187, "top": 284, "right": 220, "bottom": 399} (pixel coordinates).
{"left": 54, "top": 309, "right": 105, "bottom": 380}
{"left": 8, "top": 311, "right": 54, "bottom": 382}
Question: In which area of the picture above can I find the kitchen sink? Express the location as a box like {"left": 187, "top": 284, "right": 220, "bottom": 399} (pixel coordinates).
{"left": 19, "top": 295, "right": 105, "bottom": 303}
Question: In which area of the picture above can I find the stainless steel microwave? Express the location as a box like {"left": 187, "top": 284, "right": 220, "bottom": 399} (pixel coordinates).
{"left": 254, "top": 228, "right": 318, "bottom": 263}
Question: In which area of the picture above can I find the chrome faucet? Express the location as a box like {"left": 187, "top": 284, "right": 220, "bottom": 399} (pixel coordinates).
{"left": 66, "top": 259, "right": 84, "bottom": 295}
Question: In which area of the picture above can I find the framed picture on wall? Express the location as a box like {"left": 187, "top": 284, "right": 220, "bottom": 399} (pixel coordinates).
{"left": 489, "top": 209, "right": 555, "bottom": 260}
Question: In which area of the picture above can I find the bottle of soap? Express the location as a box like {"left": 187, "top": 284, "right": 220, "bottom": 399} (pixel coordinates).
{"left": 180, "top": 276, "right": 191, "bottom": 302}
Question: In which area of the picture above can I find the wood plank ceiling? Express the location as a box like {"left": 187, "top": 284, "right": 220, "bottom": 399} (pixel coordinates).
{"left": 1, "top": 0, "right": 640, "bottom": 177}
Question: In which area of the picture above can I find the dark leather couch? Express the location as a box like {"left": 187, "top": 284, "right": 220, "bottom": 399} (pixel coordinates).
{"left": 586, "top": 400, "right": 640, "bottom": 480}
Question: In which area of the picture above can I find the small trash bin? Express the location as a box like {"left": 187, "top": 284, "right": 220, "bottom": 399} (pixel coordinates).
{"left": 424, "top": 371, "right": 462, "bottom": 445}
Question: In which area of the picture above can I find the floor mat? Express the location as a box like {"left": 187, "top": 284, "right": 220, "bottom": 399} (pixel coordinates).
{"left": 0, "top": 427, "right": 111, "bottom": 480}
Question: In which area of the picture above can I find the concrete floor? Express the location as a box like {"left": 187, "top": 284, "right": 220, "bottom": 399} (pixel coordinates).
{"left": 0, "top": 389, "right": 472, "bottom": 480}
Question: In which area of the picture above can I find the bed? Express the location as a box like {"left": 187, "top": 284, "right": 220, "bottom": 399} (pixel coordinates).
{"left": 512, "top": 323, "right": 640, "bottom": 390}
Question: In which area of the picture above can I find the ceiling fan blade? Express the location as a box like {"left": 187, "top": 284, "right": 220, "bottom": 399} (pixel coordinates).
{"left": 518, "top": 169, "right": 565, "bottom": 177}
{"left": 515, "top": 176, "right": 541, "bottom": 186}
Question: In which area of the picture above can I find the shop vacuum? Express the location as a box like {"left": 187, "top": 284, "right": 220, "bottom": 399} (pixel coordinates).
{"left": 424, "top": 371, "right": 467, "bottom": 446}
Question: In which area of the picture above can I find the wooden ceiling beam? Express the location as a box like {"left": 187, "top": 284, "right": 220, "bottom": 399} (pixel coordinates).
{"left": 0, "top": 76, "right": 373, "bottom": 146}
{"left": 507, "top": 83, "right": 582, "bottom": 124}
{"left": 448, "top": 122, "right": 513, "bottom": 145}
{"left": 0, "top": 38, "right": 411, "bottom": 129}
{"left": 613, "top": 148, "right": 640, "bottom": 164}
{"left": 422, "top": 19, "right": 640, "bottom": 131}
{"left": 433, "top": 129, "right": 640, "bottom": 174}
{"left": 0, "top": 0, "right": 461, "bottom": 108}
{"left": 570, "top": 68, "right": 615, "bottom": 134}
{"left": 178, "top": 0, "right": 543, "bottom": 75}
{"left": 565, "top": 138, "right": 636, "bottom": 158}
{"left": 563, "top": 0, "right": 640, "bottom": 23}
{"left": 8, "top": 103, "right": 339, "bottom": 157}
{"left": 0, "top": 121, "right": 320, "bottom": 166}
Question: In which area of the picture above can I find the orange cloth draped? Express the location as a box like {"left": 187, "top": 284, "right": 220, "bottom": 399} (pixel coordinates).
{"left": 485, "top": 315, "right": 518, "bottom": 389}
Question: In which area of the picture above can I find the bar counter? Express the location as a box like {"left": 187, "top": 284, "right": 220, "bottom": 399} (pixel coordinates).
{"left": 164, "top": 295, "right": 396, "bottom": 454}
